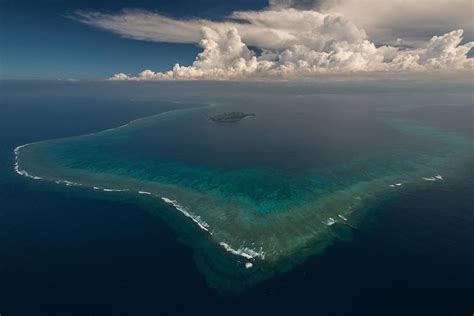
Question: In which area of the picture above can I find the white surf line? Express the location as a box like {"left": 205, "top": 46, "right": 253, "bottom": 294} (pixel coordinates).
{"left": 15, "top": 143, "right": 132, "bottom": 193}
{"left": 14, "top": 103, "right": 274, "bottom": 264}
{"left": 423, "top": 174, "right": 444, "bottom": 182}
{"left": 389, "top": 174, "right": 445, "bottom": 187}
{"left": 161, "top": 197, "right": 211, "bottom": 233}
{"left": 389, "top": 182, "right": 405, "bottom": 188}
{"left": 138, "top": 190, "right": 152, "bottom": 195}
{"left": 14, "top": 143, "right": 43, "bottom": 180}
{"left": 336, "top": 213, "right": 357, "bottom": 229}
{"left": 219, "top": 241, "right": 265, "bottom": 260}
{"left": 91, "top": 186, "right": 129, "bottom": 192}
{"left": 53, "top": 180, "right": 130, "bottom": 192}
{"left": 54, "top": 179, "right": 82, "bottom": 187}
{"left": 15, "top": 146, "right": 215, "bottom": 240}
{"left": 13, "top": 103, "right": 221, "bottom": 180}
{"left": 15, "top": 150, "right": 215, "bottom": 238}
{"left": 102, "top": 188, "right": 129, "bottom": 192}
{"left": 338, "top": 214, "right": 348, "bottom": 221}
{"left": 322, "top": 217, "right": 336, "bottom": 226}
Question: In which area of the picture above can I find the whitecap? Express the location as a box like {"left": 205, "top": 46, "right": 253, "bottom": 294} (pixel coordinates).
{"left": 13, "top": 144, "right": 44, "bottom": 181}
{"left": 161, "top": 197, "right": 211, "bottom": 233}
{"left": 103, "top": 188, "right": 128, "bottom": 192}
{"left": 56, "top": 179, "right": 83, "bottom": 187}
{"left": 338, "top": 214, "right": 348, "bottom": 221}
{"left": 138, "top": 191, "right": 152, "bottom": 195}
{"left": 323, "top": 217, "right": 336, "bottom": 226}
{"left": 219, "top": 241, "right": 265, "bottom": 260}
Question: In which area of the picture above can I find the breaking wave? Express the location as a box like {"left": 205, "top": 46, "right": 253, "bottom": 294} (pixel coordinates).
{"left": 161, "top": 197, "right": 211, "bottom": 233}
{"left": 219, "top": 241, "right": 265, "bottom": 260}
{"left": 14, "top": 144, "right": 43, "bottom": 180}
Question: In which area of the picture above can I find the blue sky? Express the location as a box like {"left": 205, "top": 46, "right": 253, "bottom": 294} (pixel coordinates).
{"left": 0, "top": 0, "right": 267, "bottom": 79}
{"left": 1, "top": 0, "right": 472, "bottom": 80}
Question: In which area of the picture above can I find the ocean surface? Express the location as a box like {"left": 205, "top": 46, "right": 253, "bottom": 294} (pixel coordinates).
{"left": 0, "top": 80, "right": 473, "bottom": 315}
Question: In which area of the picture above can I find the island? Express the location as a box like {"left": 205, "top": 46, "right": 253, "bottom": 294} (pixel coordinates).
{"left": 208, "top": 112, "right": 256, "bottom": 122}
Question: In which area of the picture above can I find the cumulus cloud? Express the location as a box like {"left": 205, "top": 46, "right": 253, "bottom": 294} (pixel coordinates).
{"left": 76, "top": 9, "right": 366, "bottom": 51}
{"left": 74, "top": 4, "right": 473, "bottom": 80}
{"left": 273, "top": 0, "right": 474, "bottom": 45}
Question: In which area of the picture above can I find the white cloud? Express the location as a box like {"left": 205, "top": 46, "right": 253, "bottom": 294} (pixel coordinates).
{"left": 230, "top": 9, "right": 367, "bottom": 50}
{"left": 75, "top": 10, "right": 204, "bottom": 44}
{"left": 268, "top": 0, "right": 319, "bottom": 9}
{"left": 74, "top": 5, "right": 473, "bottom": 80}
{"left": 274, "top": 0, "right": 474, "bottom": 45}
{"left": 420, "top": 30, "right": 474, "bottom": 69}
{"left": 76, "top": 9, "right": 366, "bottom": 51}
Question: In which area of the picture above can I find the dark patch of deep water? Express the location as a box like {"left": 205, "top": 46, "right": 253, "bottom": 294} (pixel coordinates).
{"left": 0, "top": 81, "right": 473, "bottom": 316}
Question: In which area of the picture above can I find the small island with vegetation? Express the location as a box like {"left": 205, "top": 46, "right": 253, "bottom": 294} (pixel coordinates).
{"left": 208, "top": 112, "right": 256, "bottom": 123}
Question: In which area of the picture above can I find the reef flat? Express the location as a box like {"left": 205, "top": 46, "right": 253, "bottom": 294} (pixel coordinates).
{"left": 14, "top": 103, "right": 472, "bottom": 291}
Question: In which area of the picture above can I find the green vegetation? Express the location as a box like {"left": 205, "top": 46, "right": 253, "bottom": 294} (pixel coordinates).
{"left": 208, "top": 112, "right": 256, "bottom": 122}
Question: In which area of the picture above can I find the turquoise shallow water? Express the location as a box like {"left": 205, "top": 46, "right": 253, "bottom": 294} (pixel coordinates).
{"left": 15, "top": 99, "right": 472, "bottom": 290}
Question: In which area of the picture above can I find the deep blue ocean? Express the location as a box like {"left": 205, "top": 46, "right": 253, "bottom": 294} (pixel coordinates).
{"left": 0, "top": 81, "right": 472, "bottom": 316}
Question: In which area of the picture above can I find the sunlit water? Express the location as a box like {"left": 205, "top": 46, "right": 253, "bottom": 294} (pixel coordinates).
{"left": 14, "top": 92, "right": 472, "bottom": 290}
